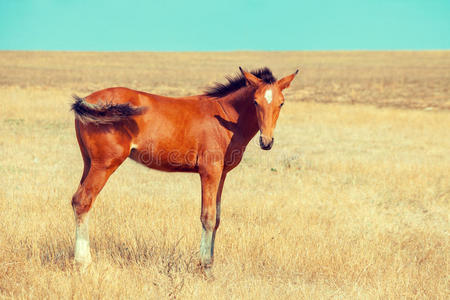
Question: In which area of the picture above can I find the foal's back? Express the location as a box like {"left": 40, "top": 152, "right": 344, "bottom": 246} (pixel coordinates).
{"left": 82, "top": 87, "right": 227, "bottom": 172}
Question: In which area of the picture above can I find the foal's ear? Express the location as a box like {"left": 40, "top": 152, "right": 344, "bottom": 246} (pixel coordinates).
{"left": 276, "top": 69, "right": 299, "bottom": 90}
{"left": 239, "top": 67, "right": 262, "bottom": 86}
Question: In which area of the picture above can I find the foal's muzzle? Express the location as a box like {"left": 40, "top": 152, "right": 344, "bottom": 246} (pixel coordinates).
{"left": 259, "top": 135, "right": 274, "bottom": 150}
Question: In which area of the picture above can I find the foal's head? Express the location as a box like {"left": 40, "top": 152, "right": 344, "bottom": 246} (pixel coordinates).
{"left": 240, "top": 67, "right": 298, "bottom": 150}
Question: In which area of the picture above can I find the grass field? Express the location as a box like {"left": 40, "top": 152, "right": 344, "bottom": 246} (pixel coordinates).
{"left": 0, "top": 51, "right": 449, "bottom": 299}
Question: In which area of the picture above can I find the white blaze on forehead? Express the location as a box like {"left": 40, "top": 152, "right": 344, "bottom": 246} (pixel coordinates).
{"left": 264, "top": 89, "right": 273, "bottom": 104}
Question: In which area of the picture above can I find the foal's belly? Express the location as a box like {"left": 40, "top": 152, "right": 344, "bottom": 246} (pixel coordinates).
{"left": 129, "top": 147, "right": 199, "bottom": 173}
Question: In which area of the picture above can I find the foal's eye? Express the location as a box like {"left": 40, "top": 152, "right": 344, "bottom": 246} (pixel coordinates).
{"left": 254, "top": 100, "right": 258, "bottom": 106}
{"left": 280, "top": 102, "right": 284, "bottom": 107}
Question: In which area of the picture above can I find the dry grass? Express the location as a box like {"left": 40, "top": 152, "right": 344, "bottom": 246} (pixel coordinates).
{"left": 1, "top": 50, "right": 449, "bottom": 109}
{"left": 0, "top": 51, "right": 449, "bottom": 299}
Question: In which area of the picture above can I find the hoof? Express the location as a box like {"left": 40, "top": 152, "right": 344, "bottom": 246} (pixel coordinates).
{"left": 74, "top": 252, "right": 92, "bottom": 269}
{"left": 196, "top": 263, "right": 215, "bottom": 281}
{"left": 73, "top": 259, "right": 91, "bottom": 273}
{"left": 197, "top": 260, "right": 215, "bottom": 280}
{"left": 199, "top": 256, "right": 213, "bottom": 268}
{"left": 201, "top": 267, "right": 215, "bottom": 281}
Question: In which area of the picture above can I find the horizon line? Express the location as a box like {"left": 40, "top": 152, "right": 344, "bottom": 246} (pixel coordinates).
{"left": 1, "top": 49, "right": 449, "bottom": 53}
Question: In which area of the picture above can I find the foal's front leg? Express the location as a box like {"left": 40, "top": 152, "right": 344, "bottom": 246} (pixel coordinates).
{"left": 210, "top": 173, "right": 226, "bottom": 260}
{"left": 199, "top": 164, "right": 223, "bottom": 268}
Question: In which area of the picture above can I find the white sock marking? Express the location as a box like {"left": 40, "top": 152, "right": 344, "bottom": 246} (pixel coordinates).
{"left": 200, "top": 227, "right": 213, "bottom": 265}
{"left": 264, "top": 89, "right": 273, "bottom": 104}
{"left": 74, "top": 214, "right": 92, "bottom": 264}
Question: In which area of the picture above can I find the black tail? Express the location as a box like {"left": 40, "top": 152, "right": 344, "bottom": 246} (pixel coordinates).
{"left": 71, "top": 95, "right": 145, "bottom": 125}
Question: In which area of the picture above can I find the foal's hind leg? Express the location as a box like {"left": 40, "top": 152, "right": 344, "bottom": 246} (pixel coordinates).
{"left": 72, "top": 125, "right": 130, "bottom": 266}
{"left": 72, "top": 166, "right": 122, "bottom": 265}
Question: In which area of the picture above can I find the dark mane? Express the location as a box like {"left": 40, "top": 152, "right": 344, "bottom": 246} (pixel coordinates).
{"left": 204, "top": 67, "right": 276, "bottom": 98}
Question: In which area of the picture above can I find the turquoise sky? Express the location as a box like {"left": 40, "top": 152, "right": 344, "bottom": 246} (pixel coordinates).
{"left": 0, "top": 0, "right": 449, "bottom": 51}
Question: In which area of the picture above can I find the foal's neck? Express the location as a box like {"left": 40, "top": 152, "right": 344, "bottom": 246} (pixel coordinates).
{"left": 217, "top": 86, "right": 259, "bottom": 144}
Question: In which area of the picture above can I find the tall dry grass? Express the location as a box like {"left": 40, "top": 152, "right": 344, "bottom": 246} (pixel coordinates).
{"left": 0, "top": 51, "right": 449, "bottom": 299}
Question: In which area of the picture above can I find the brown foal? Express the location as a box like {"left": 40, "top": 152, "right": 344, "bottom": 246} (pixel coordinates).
{"left": 71, "top": 67, "right": 298, "bottom": 269}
